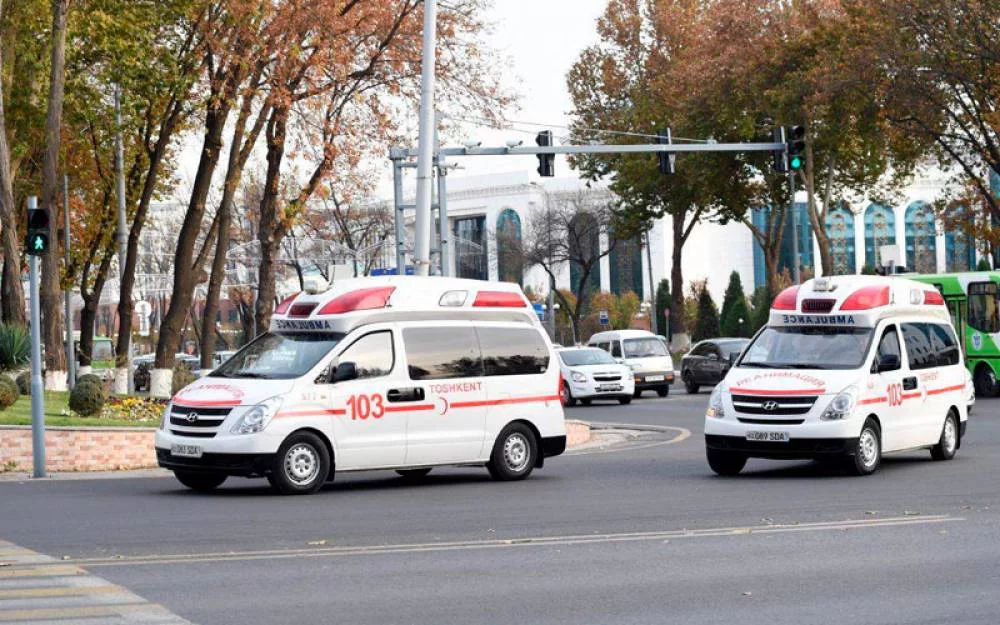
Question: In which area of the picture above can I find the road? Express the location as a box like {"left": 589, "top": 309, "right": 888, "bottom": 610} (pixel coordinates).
{"left": 2, "top": 391, "right": 999, "bottom": 625}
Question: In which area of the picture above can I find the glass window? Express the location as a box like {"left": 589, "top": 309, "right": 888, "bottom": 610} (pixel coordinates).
{"left": 928, "top": 324, "right": 961, "bottom": 366}
{"left": 624, "top": 337, "right": 668, "bottom": 358}
{"left": 337, "top": 331, "right": 394, "bottom": 379}
{"left": 968, "top": 282, "right": 1000, "bottom": 333}
{"left": 864, "top": 203, "right": 896, "bottom": 268}
{"left": 901, "top": 324, "right": 936, "bottom": 370}
{"left": 904, "top": 202, "right": 938, "bottom": 273}
{"left": 610, "top": 341, "right": 622, "bottom": 358}
{"left": 477, "top": 327, "right": 549, "bottom": 376}
{"left": 559, "top": 348, "right": 616, "bottom": 366}
{"left": 875, "top": 326, "right": 901, "bottom": 371}
{"left": 690, "top": 342, "right": 710, "bottom": 357}
{"left": 454, "top": 216, "right": 488, "bottom": 281}
{"left": 718, "top": 340, "right": 750, "bottom": 358}
{"left": 211, "top": 332, "right": 344, "bottom": 380}
{"left": 741, "top": 326, "right": 874, "bottom": 370}
{"left": 404, "top": 327, "right": 483, "bottom": 380}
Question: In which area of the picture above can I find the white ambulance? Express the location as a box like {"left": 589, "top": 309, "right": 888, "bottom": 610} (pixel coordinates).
{"left": 704, "top": 276, "right": 968, "bottom": 476}
{"left": 155, "top": 277, "right": 566, "bottom": 494}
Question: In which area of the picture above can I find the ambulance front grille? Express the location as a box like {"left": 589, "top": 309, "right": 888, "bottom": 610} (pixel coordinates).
{"left": 168, "top": 405, "right": 232, "bottom": 438}
{"left": 731, "top": 394, "right": 817, "bottom": 416}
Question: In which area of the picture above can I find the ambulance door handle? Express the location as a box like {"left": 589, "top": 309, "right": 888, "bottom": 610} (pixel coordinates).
{"left": 388, "top": 387, "right": 425, "bottom": 403}
{"left": 902, "top": 377, "right": 918, "bottom": 391}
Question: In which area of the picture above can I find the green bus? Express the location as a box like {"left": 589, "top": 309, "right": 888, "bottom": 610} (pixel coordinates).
{"left": 909, "top": 272, "right": 1000, "bottom": 396}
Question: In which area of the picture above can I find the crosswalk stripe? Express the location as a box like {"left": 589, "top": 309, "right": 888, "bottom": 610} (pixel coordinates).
{"left": 0, "top": 585, "right": 121, "bottom": 599}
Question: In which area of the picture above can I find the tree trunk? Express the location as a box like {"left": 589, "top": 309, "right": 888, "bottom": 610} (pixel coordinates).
{"left": 40, "top": 0, "right": 71, "bottom": 390}
{"left": 0, "top": 1, "right": 25, "bottom": 327}
{"left": 200, "top": 200, "right": 230, "bottom": 370}
{"left": 151, "top": 101, "right": 232, "bottom": 397}
{"left": 253, "top": 111, "right": 289, "bottom": 335}
{"left": 669, "top": 211, "right": 687, "bottom": 342}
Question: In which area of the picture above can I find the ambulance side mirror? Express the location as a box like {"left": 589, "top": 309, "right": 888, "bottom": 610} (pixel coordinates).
{"left": 333, "top": 361, "right": 359, "bottom": 383}
{"left": 876, "top": 353, "right": 901, "bottom": 373}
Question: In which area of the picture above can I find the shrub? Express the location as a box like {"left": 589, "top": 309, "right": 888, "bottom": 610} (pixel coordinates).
{"left": 69, "top": 379, "right": 106, "bottom": 416}
{"left": 0, "top": 376, "right": 20, "bottom": 410}
{"left": 977, "top": 257, "right": 992, "bottom": 271}
{"left": 654, "top": 278, "right": 670, "bottom": 339}
{"left": 0, "top": 323, "right": 30, "bottom": 372}
{"left": 172, "top": 362, "right": 197, "bottom": 395}
{"left": 15, "top": 371, "right": 30, "bottom": 396}
{"left": 720, "top": 272, "right": 752, "bottom": 338}
{"left": 76, "top": 373, "right": 102, "bottom": 388}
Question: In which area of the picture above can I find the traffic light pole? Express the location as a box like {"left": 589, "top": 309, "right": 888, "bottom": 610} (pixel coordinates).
{"left": 63, "top": 175, "right": 75, "bottom": 390}
{"left": 789, "top": 169, "right": 801, "bottom": 284}
{"left": 27, "top": 196, "right": 46, "bottom": 478}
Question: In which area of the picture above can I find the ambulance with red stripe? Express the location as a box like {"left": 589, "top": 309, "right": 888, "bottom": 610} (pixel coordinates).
{"left": 704, "top": 276, "right": 968, "bottom": 476}
{"left": 155, "top": 277, "right": 566, "bottom": 494}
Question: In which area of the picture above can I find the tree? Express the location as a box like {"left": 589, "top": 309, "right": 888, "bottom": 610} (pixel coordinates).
{"left": 0, "top": 0, "right": 25, "bottom": 327}
{"left": 720, "top": 271, "right": 752, "bottom": 337}
{"left": 613, "top": 291, "right": 640, "bottom": 330}
{"left": 519, "top": 191, "right": 623, "bottom": 343}
{"left": 749, "top": 285, "right": 771, "bottom": 334}
{"left": 692, "top": 283, "right": 721, "bottom": 343}
{"left": 654, "top": 278, "right": 670, "bottom": 340}
{"left": 977, "top": 258, "right": 992, "bottom": 272}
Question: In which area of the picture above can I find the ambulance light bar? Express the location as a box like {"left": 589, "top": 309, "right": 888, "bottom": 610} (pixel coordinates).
{"left": 274, "top": 292, "right": 300, "bottom": 315}
{"left": 473, "top": 291, "right": 527, "bottom": 308}
{"left": 772, "top": 286, "right": 800, "bottom": 311}
{"left": 840, "top": 285, "right": 891, "bottom": 311}
{"left": 317, "top": 286, "right": 396, "bottom": 315}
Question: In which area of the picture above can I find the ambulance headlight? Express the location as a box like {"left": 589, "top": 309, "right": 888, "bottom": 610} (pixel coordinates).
{"left": 707, "top": 386, "right": 726, "bottom": 419}
{"left": 821, "top": 386, "right": 857, "bottom": 421}
{"left": 570, "top": 370, "right": 587, "bottom": 383}
{"left": 160, "top": 401, "right": 172, "bottom": 430}
{"left": 231, "top": 397, "right": 283, "bottom": 435}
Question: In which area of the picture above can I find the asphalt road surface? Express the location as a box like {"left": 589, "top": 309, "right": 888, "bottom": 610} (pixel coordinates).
{"left": 2, "top": 391, "right": 999, "bottom": 625}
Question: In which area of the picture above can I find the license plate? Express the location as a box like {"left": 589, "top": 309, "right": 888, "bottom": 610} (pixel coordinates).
{"left": 746, "top": 431, "right": 790, "bottom": 443}
{"left": 598, "top": 384, "right": 622, "bottom": 392}
{"left": 645, "top": 375, "right": 665, "bottom": 382}
{"left": 171, "top": 444, "right": 203, "bottom": 458}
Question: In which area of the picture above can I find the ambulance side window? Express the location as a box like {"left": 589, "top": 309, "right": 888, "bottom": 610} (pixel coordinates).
{"left": 404, "top": 327, "right": 484, "bottom": 380}
{"left": 927, "top": 324, "right": 961, "bottom": 367}
{"left": 901, "top": 323, "right": 936, "bottom": 371}
{"left": 477, "top": 327, "right": 549, "bottom": 376}
{"left": 337, "top": 331, "right": 394, "bottom": 380}
{"left": 875, "top": 325, "right": 902, "bottom": 372}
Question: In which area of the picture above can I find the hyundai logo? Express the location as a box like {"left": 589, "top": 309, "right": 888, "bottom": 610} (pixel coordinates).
{"left": 761, "top": 401, "right": 779, "bottom": 412}
{"left": 184, "top": 412, "right": 199, "bottom": 423}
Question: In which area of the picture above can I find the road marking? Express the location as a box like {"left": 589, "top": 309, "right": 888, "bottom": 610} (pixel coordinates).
{"left": 0, "top": 541, "right": 193, "bottom": 624}
{"left": 72, "top": 514, "right": 961, "bottom": 568}
{"left": 566, "top": 422, "right": 691, "bottom": 456}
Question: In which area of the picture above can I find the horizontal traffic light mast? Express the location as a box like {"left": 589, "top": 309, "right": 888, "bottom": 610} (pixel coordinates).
{"left": 390, "top": 140, "right": 786, "bottom": 159}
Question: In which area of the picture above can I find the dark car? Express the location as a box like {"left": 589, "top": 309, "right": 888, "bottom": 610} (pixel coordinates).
{"left": 680, "top": 338, "right": 750, "bottom": 394}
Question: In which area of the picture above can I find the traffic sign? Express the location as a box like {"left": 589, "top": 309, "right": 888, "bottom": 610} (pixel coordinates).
{"left": 599, "top": 309, "right": 609, "bottom": 326}
{"left": 532, "top": 302, "right": 545, "bottom": 321}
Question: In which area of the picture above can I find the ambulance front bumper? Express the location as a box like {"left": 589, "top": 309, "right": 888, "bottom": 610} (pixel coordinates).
{"left": 704, "top": 411, "right": 863, "bottom": 459}
{"left": 155, "top": 428, "right": 285, "bottom": 476}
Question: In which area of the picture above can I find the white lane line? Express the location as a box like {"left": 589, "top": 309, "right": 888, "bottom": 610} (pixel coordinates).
{"left": 72, "top": 514, "right": 962, "bottom": 569}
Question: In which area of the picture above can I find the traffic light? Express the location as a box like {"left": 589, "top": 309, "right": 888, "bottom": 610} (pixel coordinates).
{"left": 786, "top": 125, "right": 805, "bottom": 171}
{"left": 25, "top": 208, "right": 49, "bottom": 256}
{"left": 535, "top": 130, "right": 554, "bottom": 177}
{"left": 657, "top": 128, "right": 675, "bottom": 174}
{"left": 772, "top": 127, "right": 787, "bottom": 173}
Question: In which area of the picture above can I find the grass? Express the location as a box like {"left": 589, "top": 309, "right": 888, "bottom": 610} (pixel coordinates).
{"left": 0, "top": 391, "right": 157, "bottom": 428}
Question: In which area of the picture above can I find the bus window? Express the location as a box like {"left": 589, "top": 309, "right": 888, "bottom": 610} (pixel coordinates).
{"left": 968, "top": 282, "right": 1000, "bottom": 333}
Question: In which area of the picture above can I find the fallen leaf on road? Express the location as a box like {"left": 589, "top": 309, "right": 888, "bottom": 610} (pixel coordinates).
{"left": 903, "top": 511, "right": 920, "bottom": 516}
{"left": 742, "top": 592, "right": 752, "bottom": 597}
{"left": 864, "top": 511, "right": 877, "bottom": 516}
{"left": 307, "top": 540, "right": 327, "bottom": 546}
{"left": 0, "top": 562, "right": 10, "bottom": 567}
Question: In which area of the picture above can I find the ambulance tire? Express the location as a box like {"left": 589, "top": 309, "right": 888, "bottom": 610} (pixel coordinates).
{"left": 174, "top": 470, "right": 227, "bottom": 492}
{"left": 847, "top": 418, "right": 881, "bottom": 476}
{"left": 706, "top": 448, "right": 746, "bottom": 476}
{"left": 487, "top": 423, "right": 538, "bottom": 481}
{"left": 396, "top": 468, "right": 432, "bottom": 479}
{"left": 974, "top": 365, "right": 999, "bottom": 398}
{"left": 930, "top": 411, "right": 959, "bottom": 461}
{"left": 268, "top": 431, "right": 331, "bottom": 495}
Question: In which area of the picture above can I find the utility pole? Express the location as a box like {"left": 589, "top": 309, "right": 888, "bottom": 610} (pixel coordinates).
{"left": 63, "top": 175, "right": 74, "bottom": 389}
{"left": 27, "top": 196, "right": 46, "bottom": 478}
{"left": 413, "top": 0, "right": 437, "bottom": 276}
{"left": 789, "top": 169, "right": 800, "bottom": 284}
{"left": 645, "top": 229, "right": 657, "bottom": 335}
{"left": 114, "top": 85, "right": 131, "bottom": 393}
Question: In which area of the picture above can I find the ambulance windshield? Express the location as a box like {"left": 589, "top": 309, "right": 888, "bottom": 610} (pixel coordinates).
{"left": 739, "top": 326, "right": 873, "bottom": 370}
{"left": 211, "top": 332, "right": 344, "bottom": 379}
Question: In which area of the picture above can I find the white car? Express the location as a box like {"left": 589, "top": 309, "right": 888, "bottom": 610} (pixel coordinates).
{"left": 557, "top": 346, "right": 635, "bottom": 406}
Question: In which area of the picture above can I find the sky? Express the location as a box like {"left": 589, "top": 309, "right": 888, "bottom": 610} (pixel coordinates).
{"left": 377, "top": 0, "right": 611, "bottom": 196}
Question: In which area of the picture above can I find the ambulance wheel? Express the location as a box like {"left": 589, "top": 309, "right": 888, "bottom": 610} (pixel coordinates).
{"left": 488, "top": 423, "right": 537, "bottom": 481}
{"left": 706, "top": 448, "right": 746, "bottom": 476}
{"left": 396, "top": 468, "right": 432, "bottom": 479}
{"left": 930, "top": 411, "right": 959, "bottom": 461}
{"left": 974, "top": 365, "right": 999, "bottom": 398}
{"left": 561, "top": 383, "right": 576, "bottom": 407}
{"left": 657, "top": 386, "right": 670, "bottom": 397}
{"left": 174, "top": 471, "right": 226, "bottom": 492}
{"left": 268, "top": 432, "right": 330, "bottom": 495}
{"left": 848, "top": 418, "right": 881, "bottom": 476}
{"left": 618, "top": 396, "right": 632, "bottom": 405}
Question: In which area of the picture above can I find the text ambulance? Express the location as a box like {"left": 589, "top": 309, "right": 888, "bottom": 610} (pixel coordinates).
{"left": 155, "top": 277, "right": 566, "bottom": 494}
{"left": 704, "top": 276, "right": 968, "bottom": 476}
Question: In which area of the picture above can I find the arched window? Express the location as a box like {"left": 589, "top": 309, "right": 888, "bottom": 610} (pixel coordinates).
{"left": 568, "top": 212, "right": 601, "bottom": 303}
{"left": 905, "top": 201, "right": 937, "bottom": 273}
{"left": 863, "top": 204, "right": 896, "bottom": 269}
{"left": 495, "top": 208, "right": 523, "bottom": 284}
{"left": 945, "top": 206, "right": 977, "bottom": 272}
{"left": 609, "top": 231, "right": 642, "bottom": 296}
{"left": 824, "top": 205, "right": 856, "bottom": 275}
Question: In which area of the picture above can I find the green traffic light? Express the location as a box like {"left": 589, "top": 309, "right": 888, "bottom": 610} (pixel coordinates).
{"left": 789, "top": 155, "right": 803, "bottom": 170}
{"left": 33, "top": 236, "right": 44, "bottom": 251}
